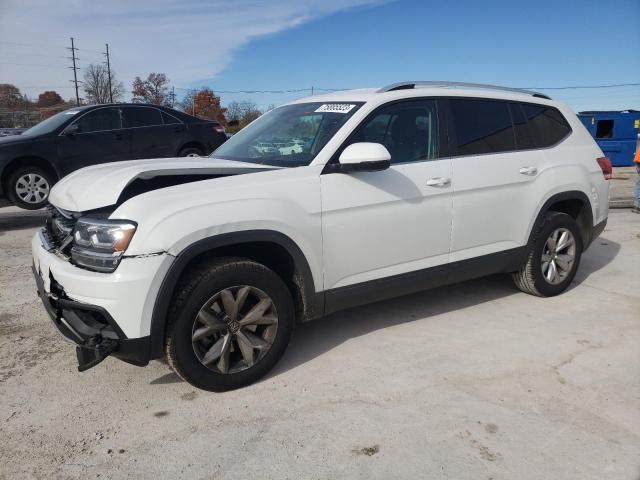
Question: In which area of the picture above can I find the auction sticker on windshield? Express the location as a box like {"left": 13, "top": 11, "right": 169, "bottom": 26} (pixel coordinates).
{"left": 315, "top": 104, "right": 356, "bottom": 113}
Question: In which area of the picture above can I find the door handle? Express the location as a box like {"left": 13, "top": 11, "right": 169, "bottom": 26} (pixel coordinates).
{"left": 426, "top": 177, "right": 451, "bottom": 187}
{"left": 519, "top": 166, "right": 538, "bottom": 176}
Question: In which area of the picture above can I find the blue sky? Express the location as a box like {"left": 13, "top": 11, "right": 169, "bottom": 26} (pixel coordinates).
{"left": 213, "top": 0, "right": 640, "bottom": 111}
{"left": 1, "top": 0, "right": 638, "bottom": 112}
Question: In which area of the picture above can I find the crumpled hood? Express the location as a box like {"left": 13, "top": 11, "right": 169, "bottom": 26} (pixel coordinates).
{"left": 48, "top": 157, "right": 276, "bottom": 212}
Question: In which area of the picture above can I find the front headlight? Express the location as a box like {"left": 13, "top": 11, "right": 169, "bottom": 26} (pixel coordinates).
{"left": 71, "top": 218, "right": 137, "bottom": 272}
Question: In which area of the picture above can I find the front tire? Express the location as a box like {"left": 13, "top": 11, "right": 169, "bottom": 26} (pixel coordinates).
{"left": 512, "top": 211, "right": 583, "bottom": 297}
{"left": 6, "top": 166, "right": 54, "bottom": 210}
{"left": 165, "top": 257, "right": 294, "bottom": 391}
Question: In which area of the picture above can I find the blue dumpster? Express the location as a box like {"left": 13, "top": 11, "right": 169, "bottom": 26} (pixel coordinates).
{"left": 578, "top": 110, "right": 640, "bottom": 167}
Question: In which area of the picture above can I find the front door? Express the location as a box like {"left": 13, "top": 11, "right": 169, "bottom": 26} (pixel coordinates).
{"left": 57, "top": 106, "right": 131, "bottom": 175}
{"left": 321, "top": 99, "right": 453, "bottom": 293}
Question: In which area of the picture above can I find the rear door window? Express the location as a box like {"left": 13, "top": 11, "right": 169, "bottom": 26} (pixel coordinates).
{"left": 520, "top": 104, "right": 572, "bottom": 147}
{"left": 122, "top": 107, "right": 163, "bottom": 128}
{"left": 450, "top": 99, "right": 515, "bottom": 155}
{"left": 510, "top": 103, "right": 534, "bottom": 150}
{"left": 75, "top": 107, "right": 121, "bottom": 133}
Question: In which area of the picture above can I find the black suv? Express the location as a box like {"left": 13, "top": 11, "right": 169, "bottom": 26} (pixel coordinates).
{"left": 0, "top": 104, "right": 227, "bottom": 209}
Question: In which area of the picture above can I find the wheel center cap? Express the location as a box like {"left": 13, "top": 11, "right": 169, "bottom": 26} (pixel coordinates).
{"left": 228, "top": 320, "right": 240, "bottom": 334}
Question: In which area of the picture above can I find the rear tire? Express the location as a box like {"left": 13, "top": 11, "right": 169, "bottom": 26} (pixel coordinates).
{"left": 165, "top": 257, "right": 294, "bottom": 391}
{"left": 512, "top": 211, "right": 583, "bottom": 297}
{"left": 6, "top": 166, "right": 55, "bottom": 210}
{"left": 178, "top": 146, "right": 203, "bottom": 157}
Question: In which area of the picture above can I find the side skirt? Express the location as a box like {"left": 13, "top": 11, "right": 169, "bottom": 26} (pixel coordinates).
{"left": 324, "top": 247, "right": 526, "bottom": 316}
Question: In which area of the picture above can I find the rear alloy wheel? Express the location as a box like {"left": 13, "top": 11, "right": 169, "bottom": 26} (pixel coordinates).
{"left": 7, "top": 166, "right": 54, "bottom": 210}
{"left": 165, "top": 257, "right": 294, "bottom": 391}
{"left": 178, "top": 146, "right": 203, "bottom": 157}
{"left": 540, "top": 228, "right": 577, "bottom": 285}
{"left": 512, "top": 211, "right": 583, "bottom": 297}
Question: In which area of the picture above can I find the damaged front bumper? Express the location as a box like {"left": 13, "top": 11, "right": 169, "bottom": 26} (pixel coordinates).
{"left": 32, "top": 263, "right": 150, "bottom": 370}
{"left": 31, "top": 230, "right": 172, "bottom": 372}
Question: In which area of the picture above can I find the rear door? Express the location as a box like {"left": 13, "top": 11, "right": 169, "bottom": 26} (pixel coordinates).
{"left": 56, "top": 106, "right": 131, "bottom": 174}
{"left": 122, "top": 106, "right": 172, "bottom": 159}
{"left": 321, "top": 98, "right": 453, "bottom": 291}
{"left": 446, "top": 98, "right": 570, "bottom": 262}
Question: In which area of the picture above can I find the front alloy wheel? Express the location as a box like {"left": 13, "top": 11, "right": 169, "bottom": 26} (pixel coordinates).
{"left": 192, "top": 286, "right": 278, "bottom": 374}
{"left": 165, "top": 257, "right": 294, "bottom": 391}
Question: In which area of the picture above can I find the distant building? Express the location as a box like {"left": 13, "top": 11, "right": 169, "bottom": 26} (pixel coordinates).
{"left": 578, "top": 110, "right": 640, "bottom": 167}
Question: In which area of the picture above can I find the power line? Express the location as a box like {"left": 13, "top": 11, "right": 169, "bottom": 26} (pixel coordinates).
{"left": 173, "top": 87, "right": 311, "bottom": 94}
{"left": 0, "top": 52, "right": 69, "bottom": 60}
{"left": 0, "top": 40, "right": 68, "bottom": 49}
{"left": 0, "top": 61, "right": 68, "bottom": 69}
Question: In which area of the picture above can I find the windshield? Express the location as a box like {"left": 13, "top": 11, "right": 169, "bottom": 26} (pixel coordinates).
{"left": 211, "top": 102, "right": 363, "bottom": 167}
{"left": 23, "top": 108, "right": 82, "bottom": 136}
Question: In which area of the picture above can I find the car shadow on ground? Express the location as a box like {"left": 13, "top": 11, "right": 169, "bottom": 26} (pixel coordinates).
{"left": 147, "top": 236, "right": 620, "bottom": 387}
{"left": 0, "top": 209, "right": 46, "bottom": 232}
{"left": 268, "top": 236, "right": 621, "bottom": 379}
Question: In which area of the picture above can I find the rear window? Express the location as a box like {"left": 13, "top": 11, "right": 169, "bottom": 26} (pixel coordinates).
{"left": 450, "top": 99, "right": 515, "bottom": 155}
{"left": 520, "top": 104, "right": 572, "bottom": 148}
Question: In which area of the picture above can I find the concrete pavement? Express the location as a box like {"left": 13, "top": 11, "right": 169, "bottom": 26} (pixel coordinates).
{"left": 0, "top": 209, "right": 638, "bottom": 479}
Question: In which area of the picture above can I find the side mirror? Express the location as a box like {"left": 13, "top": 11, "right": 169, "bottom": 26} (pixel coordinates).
{"left": 63, "top": 123, "right": 80, "bottom": 135}
{"left": 337, "top": 142, "right": 391, "bottom": 173}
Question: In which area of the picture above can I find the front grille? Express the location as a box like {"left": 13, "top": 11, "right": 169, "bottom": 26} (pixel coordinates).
{"left": 44, "top": 204, "right": 77, "bottom": 250}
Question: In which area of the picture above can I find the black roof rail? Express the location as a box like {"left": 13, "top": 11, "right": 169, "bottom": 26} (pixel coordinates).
{"left": 377, "top": 81, "right": 552, "bottom": 100}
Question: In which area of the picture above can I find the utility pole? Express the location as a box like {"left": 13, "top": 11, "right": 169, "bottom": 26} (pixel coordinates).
{"left": 103, "top": 43, "right": 113, "bottom": 103}
{"left": 311, "top": 86, "right": 314, "bottom": 95}
{"left": 171, "top": 86, "right": 175, "bottom": 108}
{"left": 67, "top": 37, "right": 80, "bottom": 106}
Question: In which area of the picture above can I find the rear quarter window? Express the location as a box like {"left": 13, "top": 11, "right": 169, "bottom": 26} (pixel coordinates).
{"left": 162, "top": 111, "right": 182, "bottom": 125}
{"left": 520, "top": 104, "right": 572, "bottom": 148}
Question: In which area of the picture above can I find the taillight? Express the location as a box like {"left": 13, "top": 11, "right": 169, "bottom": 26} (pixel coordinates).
{"left": 596, "top": 156, "right": 612, "bottom": 180}
{"left": 213, "top": 124, "right": 225, "bottom": 134}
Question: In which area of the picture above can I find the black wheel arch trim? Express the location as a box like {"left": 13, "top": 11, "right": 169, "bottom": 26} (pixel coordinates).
{"left": 529, "top": 190, "right": 595, "bottom": 250}
{"left": 148, "top": 229, "right": 321, "bottom": 359}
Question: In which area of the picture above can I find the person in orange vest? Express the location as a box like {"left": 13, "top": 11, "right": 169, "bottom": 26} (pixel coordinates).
{"left": 634, "top": 132, "right": 640, "bottom": 213}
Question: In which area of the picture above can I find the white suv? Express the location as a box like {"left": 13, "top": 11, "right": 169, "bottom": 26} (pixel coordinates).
{"left": 32, "top": 81, "right": 611, "bottom": 391}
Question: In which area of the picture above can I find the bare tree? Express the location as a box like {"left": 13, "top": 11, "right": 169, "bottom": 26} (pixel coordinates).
{"left": 83, "top": 64, "right": 124, "bottom": 104}
{"left": 226, "top": 100, "right": 262, "bottom": 127}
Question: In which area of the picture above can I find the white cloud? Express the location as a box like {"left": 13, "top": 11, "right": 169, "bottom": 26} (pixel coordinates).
{"left": 0, "top": 0, "right": 386, "bottom": 100}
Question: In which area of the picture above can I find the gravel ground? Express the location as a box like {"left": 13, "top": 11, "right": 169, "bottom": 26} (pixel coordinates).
{"left": 0, "top": 208, "right": 639, "bottom": 480}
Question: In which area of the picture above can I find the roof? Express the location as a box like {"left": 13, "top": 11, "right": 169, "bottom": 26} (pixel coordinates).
{"left": 289, "top": 81, "right": 559, "bottom": 106}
